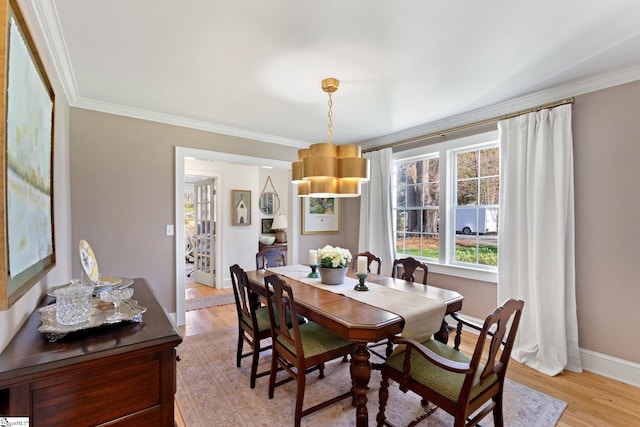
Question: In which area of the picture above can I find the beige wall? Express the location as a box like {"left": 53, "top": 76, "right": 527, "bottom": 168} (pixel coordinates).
{"left": 572, "top": 80, "right": 640, "bottom": 363}
{"left": 69, "top": 109, "right": 297, "bottom": 310}
{"left": 67, "top": 80, "right": 640, "bottom": 367}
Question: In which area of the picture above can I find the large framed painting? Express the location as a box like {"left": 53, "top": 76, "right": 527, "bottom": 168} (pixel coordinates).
{"left": 302, "top": 197, "right": 341, "bottom": 234}
{"left": 232, "top": 190, "right": 251, "bottom": 225}
{"left": 1, "top": 0, "right": 56, "bottom": 310}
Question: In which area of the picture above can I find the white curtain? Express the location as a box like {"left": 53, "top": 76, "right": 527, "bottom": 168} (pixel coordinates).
{"left": 358, "top": 148, "right": 395, "bottom": 276}
{"left": 497, "top": 104, "right": 582, "bottom": 375}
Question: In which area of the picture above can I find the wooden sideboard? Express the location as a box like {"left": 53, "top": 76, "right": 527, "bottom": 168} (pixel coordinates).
{"left": 0, "top": 278, "right": 182, "bottom": 426}
{"left": 258, "top": 241, "right": 287, "bottom": 254}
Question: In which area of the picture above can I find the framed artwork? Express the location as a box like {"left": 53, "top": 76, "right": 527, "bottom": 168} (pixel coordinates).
{"left": 261, "top": 218, "right": 274, "bottom": 234}
{"left": 1, "top": 0, "right": 56, "bottom": 310}
{"left": 302, "top": 197, "right": 341, "bottom": 234}
{"left": 232, "top": 190, "right": 251, "bottom": 225}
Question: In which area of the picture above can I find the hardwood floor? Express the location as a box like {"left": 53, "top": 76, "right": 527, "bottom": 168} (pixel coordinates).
{"left": 176, "top": 282, "right": 640, "bottom": 426}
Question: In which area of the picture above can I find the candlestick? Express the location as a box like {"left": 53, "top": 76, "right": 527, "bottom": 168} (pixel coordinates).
{"left": 308, "top": 264, "right": 319, "bottom": 278}
{"left": 357, "top": 256, "right": 367, "bottom": 275}
{"left": 308, "top": 249, "right": 319, "bottom": 277}
{"left": 354, "top": 272, "right": 369, "bottom": 291}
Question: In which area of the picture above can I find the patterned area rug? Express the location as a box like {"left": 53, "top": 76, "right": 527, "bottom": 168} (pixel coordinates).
{"left": 175, "top": 328, "right": 567, "bottom": 427}
{"left": 185, "top": 293, "right": 235, "bottom": 311}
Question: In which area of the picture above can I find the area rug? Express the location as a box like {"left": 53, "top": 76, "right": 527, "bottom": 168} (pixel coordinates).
{"left": 185, "top": 293, "right": 235, "bottom": 311}
{"left": 175, "top": 328, "right": 567, "bottom": 426}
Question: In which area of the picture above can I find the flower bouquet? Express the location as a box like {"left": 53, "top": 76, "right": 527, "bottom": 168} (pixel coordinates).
{"left": 316, "top": 245, "right": 352, "bottom": 284}
{"left": 317, "top": 245, "right": 352, "bottom": 268}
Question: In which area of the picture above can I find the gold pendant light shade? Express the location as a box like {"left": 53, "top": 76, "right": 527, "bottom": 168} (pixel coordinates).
{"left": 292, "top": 78, "right": 369, "bottom": 198}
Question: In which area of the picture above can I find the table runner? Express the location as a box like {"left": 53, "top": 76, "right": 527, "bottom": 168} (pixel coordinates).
{"left": 266, "top": 265, "right": 446, "bottom": 345}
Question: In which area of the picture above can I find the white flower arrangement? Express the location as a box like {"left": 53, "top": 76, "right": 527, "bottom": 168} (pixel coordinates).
{"left": 317, "top": 245, "right": 352, "bottom": 269}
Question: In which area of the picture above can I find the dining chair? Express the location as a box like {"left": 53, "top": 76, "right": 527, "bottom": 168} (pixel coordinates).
{"left": 376, "top": 298, "right": 525, "bottom": 427}
{"left": 256, "top": 249, "right": 287, "bottom": 270}
{"left": 369, "top": 256, "right": 432, "bottom": 360}
{"left": 230, "top": 264, "right": 305, "bottom": 388}
{"left": 352, "top": 251, "right": 382, "bottom": 274}
{"left": 229, "top": 264, "right": 274, "bottom": 388}
{"left": 264, "top": 274, "right": 355, "bottom": 427}
{"left": 392, "top": 256, "right": 429, "bottom": 285}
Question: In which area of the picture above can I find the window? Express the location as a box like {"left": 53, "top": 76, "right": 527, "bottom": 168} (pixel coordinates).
{"left": 453, "top": 146, "right": 499, "bottom": 266}
{"left": 393, "top": 131, "right": 499, "bottom": 277}
{"left": 395, "top": 157, "right": 440, "bottom": 259}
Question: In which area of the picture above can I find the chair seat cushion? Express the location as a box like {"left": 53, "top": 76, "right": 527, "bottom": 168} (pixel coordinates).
{"left": 250, "top": 307, "right": 273, "bottom": 332}
{"left": 278, "top": 322, "right": 353, "bottom": 358}
{"left": 243, "top": 307, "right": 305, "bottom": 333}
{"left": 385, "top": 339, "right": 497, "bottom": 403}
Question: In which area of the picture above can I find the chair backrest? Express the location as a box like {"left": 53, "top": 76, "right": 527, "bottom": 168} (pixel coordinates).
{"left": 256, "top": 249, "right": 287, "bottom": 270}
{"left": 264, "top": 274, "right": 303, "bottom": 362}
{"left": 392, "top": 256, "right": 428, "bottom": 284}
{"left": 230, "top": 264, "right": 261, "bottom": 330}
{"left": 467, "top": 298, "right": 524, "bottom": 395}
{"left": 352, "top": 251, "right": 382, "bottom": 275}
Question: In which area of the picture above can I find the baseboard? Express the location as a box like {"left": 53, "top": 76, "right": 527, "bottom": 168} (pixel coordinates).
{"left": 580, "top": 348, "right": 640, "bottom": 388}
{"left": 449, "top": 314, "right": 640, "bottom": 388}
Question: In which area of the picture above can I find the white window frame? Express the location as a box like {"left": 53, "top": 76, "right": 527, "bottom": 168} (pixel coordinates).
{"left": 393, "top": 131, "right": 499, "bottom": 283}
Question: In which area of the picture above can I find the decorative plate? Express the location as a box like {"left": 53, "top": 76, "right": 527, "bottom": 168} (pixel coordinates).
{"left": 79, "top": 239, "right": 100, "bottom": 283}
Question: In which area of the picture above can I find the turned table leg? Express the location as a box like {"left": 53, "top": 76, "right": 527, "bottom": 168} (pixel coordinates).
{"left": 350, "top": 342, "right": 371, "bottom": 427}
{"left": 434, "top": 317, "right": 450, "bottom": 344}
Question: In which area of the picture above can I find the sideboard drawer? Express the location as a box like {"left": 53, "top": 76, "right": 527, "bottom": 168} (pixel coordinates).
{"left": 32, "top": 352, "right": 160, "bottom": 426}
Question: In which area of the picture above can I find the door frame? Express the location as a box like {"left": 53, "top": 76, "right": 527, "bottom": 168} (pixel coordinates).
{"left": 174, "top": 146, "right": 292, "bottom": 326}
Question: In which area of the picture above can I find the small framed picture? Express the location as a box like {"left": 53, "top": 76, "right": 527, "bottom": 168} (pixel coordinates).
{"left": 261, "top": 218, "right": 274, "bottom": 234}
{"left": 232, "top": 190, "right": 251, "bottom": 225}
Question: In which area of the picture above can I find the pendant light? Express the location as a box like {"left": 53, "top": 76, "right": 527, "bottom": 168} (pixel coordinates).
{"left": 292, "top": 78, "right": 369, "bottom": 197}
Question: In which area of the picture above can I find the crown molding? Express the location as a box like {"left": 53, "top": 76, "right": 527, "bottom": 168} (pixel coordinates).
{"left": 360, "top": 66, "right": 640, "bottom": 150}
{"left": 72, "top": 97, "right": 310, "bottom": 149}
{"left": 30, "top": 0, "right": 79, "bottom": 105}
{"left": 31, "top": 0, "right": 640, "bottom": 151}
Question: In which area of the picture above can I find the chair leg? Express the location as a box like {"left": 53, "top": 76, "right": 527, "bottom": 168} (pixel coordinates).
{"left": 293, "top": 373, "right": 306, "bottom": 427}
{"left": 236, "top": 328, "right": 244, "bottom": 367}
{"left": 492, "top": 394, "right": 504, "bottom": 427}
{"left": 318, "top": 362, "right": 325, "bottom": 379}
{"left": 250, "top": 342, "right": 261, "bottom": 389}
{"left": 268, "top": 352, "right": 278, "bottom": 399}
{"left": 377, "top": 374, "right": 390, "bottom": 426}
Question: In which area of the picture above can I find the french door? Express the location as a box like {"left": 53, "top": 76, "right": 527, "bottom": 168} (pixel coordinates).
{"left": 194, "top": 178, "right": 216, "bottom": 286}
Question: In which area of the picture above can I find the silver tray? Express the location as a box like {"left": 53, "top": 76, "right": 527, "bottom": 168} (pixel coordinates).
{"left": 37, "top": 297, "right": 146, "bottom": 342}
{"left": 47, "top": 277, "right": 134, "bottom": 298}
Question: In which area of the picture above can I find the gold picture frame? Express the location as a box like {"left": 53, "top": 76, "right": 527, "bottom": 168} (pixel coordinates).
{"left": 301, "top": 197, "right": 341, "bottom": 234}
{"left": 0, "top": 0, "right": 56, "bottom": 310}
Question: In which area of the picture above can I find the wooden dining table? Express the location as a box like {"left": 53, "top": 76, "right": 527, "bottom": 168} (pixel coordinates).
{"left": 246, "top": 266, "right": 464, "bottom": 427}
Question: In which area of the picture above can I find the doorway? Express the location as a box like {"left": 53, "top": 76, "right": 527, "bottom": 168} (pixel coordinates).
{"left": 174, "top": 146, "right": 293, "bottom": 327}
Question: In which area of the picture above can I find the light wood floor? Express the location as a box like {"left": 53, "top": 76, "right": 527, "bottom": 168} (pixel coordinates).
{"left": 176, "top": 282, "right": 640, "bottom": 426}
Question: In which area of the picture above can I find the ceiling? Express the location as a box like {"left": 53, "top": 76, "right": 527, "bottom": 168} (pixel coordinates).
{"left": 31, "top": 0, "right": 640, "bottom": 150}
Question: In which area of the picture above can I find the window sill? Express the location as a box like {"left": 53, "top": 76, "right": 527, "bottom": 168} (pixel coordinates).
{"left": 427, "top": 262, "right": 497, "bottom": 283}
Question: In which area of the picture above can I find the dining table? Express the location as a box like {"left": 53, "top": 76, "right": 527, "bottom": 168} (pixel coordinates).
{"left": 246, "top": 264, "right": 464, "bottom": 427}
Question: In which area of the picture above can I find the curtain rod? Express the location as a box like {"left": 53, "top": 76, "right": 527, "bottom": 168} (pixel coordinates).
{"left": 363, "top": 97, "right": 575, "bottom": 153}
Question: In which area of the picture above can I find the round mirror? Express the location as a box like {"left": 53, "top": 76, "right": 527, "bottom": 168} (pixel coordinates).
{"left": 259, "top": 192, "right": 280, "bottom": 215}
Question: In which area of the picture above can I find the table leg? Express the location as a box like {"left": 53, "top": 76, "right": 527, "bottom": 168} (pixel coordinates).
{"left": 350, "top": 342, "right": 371, "bottom": 427}
{"left": 434, "top": 318, "right": 449, "bottom": 344}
